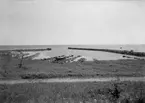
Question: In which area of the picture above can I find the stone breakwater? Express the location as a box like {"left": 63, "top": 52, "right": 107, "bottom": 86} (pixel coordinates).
{"left": 0, "top": 48, "right": 51, "bottom": 52}
{"left": 68, "top": 47, "right": 145, "bottom": 57}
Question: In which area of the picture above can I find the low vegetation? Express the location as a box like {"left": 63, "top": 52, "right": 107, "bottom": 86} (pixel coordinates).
{"left": 0, "top": 50, "right": 145, "bottom": 79}
{"left": 0, "top": 51, "right": 145, "bottom": 103}
{"left": 0, "top": 56, "right": 145, "bottom": 79}
{"left": 0, "top": 81, "right": 145, "bottom": 103}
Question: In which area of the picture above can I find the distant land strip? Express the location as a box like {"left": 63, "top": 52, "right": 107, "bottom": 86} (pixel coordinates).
{"left": 68, "top": 47, "right": 145, "bottom": 57}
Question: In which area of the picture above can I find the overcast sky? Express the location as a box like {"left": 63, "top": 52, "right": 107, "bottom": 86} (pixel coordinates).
{"left": 0, "top": 0, "right": 145, "bottom": 45}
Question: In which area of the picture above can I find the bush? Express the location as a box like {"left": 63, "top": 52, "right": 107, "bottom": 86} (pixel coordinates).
{"left": 0, "top": 52, "right": 12, "bottom": 77}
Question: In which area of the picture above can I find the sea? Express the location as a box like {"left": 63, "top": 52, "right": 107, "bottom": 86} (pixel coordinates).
{"left": 0, "top": 45, "right": 145, "bottom": 60}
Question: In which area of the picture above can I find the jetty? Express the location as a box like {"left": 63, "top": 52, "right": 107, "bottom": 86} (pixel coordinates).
{"left": 68, "top": 47, "right": 145, "bottom": 57}
{"left": 0, "top": 48, "right": 51, "bottom": 52}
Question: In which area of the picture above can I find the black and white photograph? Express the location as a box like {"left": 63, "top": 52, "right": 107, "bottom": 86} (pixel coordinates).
{"left": 0, "top": 0, "right": 145, "bottom": 103}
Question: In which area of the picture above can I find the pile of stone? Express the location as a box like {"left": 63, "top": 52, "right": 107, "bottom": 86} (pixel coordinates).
{"left": 41, "top": 55, "right": 94, "bottom": 64}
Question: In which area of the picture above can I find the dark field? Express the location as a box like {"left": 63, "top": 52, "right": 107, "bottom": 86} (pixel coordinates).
{"left": 0, "top": 81, "right": 145, "bottom": 103}
{"left": 0, "top": 57, "right": 145, "bottom": 79}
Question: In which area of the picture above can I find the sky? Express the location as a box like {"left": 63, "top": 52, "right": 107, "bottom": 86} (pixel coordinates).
{"left": 0, "top": 0, "right": 145, "bottom": 45}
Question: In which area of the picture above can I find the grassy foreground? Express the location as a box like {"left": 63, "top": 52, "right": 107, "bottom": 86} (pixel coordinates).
{"left": 0, "top": 57, "right": 145, "bottom": 79}
{"left": 0, "top": 51, "right": 145, "bottom": 79}
{"left": 0, "top": 81, "right": 145, "bottom": 103}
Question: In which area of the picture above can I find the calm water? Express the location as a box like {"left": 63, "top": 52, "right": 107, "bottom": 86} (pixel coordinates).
{"left": 0, "top": 45, "right": 145, "bottom": 60}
